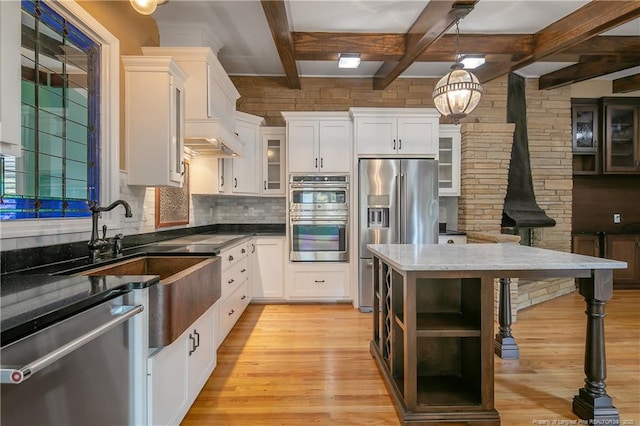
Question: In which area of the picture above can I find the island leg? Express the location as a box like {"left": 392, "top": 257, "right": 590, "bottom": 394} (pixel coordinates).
{"left": 494, "top": 278, "right": 519, "bottom": 359}
{"left": 572, "top": 269, "right": 619, "bottom": 423}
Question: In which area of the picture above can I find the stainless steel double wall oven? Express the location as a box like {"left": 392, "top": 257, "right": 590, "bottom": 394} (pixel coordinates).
{"left": 289, "top": 174, "right": 349, "bottom": 262}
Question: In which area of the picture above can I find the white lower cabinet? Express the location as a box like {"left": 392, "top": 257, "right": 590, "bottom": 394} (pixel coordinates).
{"left": 220, "top": 281, "right": 251, "bottom": 341}
{"left": 252, "top": 237, "right": 284, "bottom": 300}
{"left": 147, "top": 304, "right": 216, "bottom": 426}
{"left": 216, "top": 240, "right": 251, "bottom": 348}
{"left": 288, "top": 263, "right": 350, "bottom": 300}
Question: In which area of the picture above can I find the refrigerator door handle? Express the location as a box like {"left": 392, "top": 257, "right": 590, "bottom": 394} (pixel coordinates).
{"left": 400, "top": 172, "right": 407, "bottom": 243}
{"left": 393, "top": 175, "right": 402, "bottom": 244}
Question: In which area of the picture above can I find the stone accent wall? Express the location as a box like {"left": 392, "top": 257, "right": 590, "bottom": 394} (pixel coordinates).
{"left": 232, "top": 76, "right": 441, "bottom": 126}
{"left": 457, "top": 123, "right": 514, "bottom": 233}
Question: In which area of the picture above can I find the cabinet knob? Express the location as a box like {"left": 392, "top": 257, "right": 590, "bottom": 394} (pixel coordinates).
{"left": 314, "top": 280, "right": 325, "bottom": 284}
{"left": 447, "top": 239, "right": 455, "bottom": 244}
{"left": 241, "top": 248, "right": 246, "bottom": 254}
{"left": 228, "top": 278, "right": 235, "bottom": 284}
{"left": 241, "top": 268, "right": 246, "bottom": 273}
{"left": 234, "top": 177, "right": 238, "bottom": 188}
{"left": 315, "top": 158, "right": 318, "bottom": 168}
{"left": 241, "top": 295, "right": 247, "bottom": 300}
{"left": 393, "top": 139, "right": 396, "bottom": 150}
{"left": 264, "top": 180, "right": 267, "bottom": 190}
{"left": 228, "top": 309, "right": 235, "bottom": 316}
{"left": 228, "top": 255, "right": 234, "bottom": 261}
{"left": 398, "top": 139, "right": 402, "bottom": 150}
{"left": 320, "top": 158, "right": 324, "bottom": 168}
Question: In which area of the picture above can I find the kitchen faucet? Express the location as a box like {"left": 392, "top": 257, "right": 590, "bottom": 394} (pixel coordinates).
{"left": 88, "top": 200, "right": 133, "bottom": 262}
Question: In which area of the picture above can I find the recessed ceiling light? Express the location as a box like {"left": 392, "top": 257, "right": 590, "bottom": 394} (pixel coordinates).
{"left": 460, "top": 55, "right": 485, "bottom": 69}
{"left": 338, "top": 53, "right": 361, "bottom": 69}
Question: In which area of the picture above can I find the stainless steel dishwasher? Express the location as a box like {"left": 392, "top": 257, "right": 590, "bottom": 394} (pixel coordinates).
{"left": 0, "top": 292, "right": 143, "bottom": 425}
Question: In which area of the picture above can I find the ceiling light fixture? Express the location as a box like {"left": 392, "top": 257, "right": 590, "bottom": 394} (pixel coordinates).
{"left": 432, "top": 19, "right": 484, "bottom": 124}
{"left": 460, "top": 54, "right": 485, "bottom": 69}
{"left": 338, "top": 53, "right": 361, "bottom": 69}
{"left": 130, "top": 0, "right": 167, "bottom": 15}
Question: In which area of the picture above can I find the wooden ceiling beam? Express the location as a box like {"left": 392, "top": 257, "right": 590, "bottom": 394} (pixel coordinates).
{"left": 291, "top": 32, "right": 640, "bottom": 65}
{"left": 373, "top": 0, "right": 478, "bottom": 90}
{"left": 563, "top": 36, "right": 640, "bottom": 55}
{"left": 261, "top": 0, "right": 300, "bottom": 89}
{"left": 539, "top": 60, "right": 640, "bottom": 90}
{"left": 475, "top": 1, "right": 640, "bottom": 84}
{"left": 293, "top": 32, "right": 405, "bottom": 61}
{"left": 613, "top": 73, "right": 640, "bottom": 93}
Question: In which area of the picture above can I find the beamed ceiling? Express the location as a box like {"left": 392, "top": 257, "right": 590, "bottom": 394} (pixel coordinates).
{"left": 152, "top": 0, "right": 640, "bottom": 92}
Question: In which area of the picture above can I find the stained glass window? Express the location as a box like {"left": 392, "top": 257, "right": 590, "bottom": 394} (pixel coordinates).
{"left": 0, "top": 0, "right": 100, "bottom": 220}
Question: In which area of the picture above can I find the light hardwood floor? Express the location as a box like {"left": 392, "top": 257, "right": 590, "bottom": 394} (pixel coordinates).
{"left": 183, "top": 290, "right": 640, "bottom": 425}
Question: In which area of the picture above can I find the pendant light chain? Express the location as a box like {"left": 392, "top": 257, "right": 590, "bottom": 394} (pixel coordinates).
{"left": 455, "top": 19, "right": 461, "bottom": 63}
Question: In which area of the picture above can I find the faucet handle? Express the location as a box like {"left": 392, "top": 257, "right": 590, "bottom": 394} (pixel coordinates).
{"left": 101, "top": 224, "right": 107, "bottom": 239}
{"left": 113, "top": 233, "right": 124, "bottom": 257}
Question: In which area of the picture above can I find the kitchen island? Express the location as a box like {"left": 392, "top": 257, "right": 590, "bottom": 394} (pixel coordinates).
{"left": 367, "top": 243, "right": 626, "bottom": 426}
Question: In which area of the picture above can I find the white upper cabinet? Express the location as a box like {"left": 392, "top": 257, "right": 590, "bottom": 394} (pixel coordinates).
{"left": 141, "top": 47, "right": 244, "bottom": 157}
{"left": 261, "top": 127, "right": 286, "bottom": 196}
{"left": 123, "top": 56, "right": 187, "bottom": 187}
{"left": 283, "top": 112, "right": 352, "bottom": 173}
{"left": 351, "top": 108, "right": 439, "bottom": 157}
{"left": 232, "top": 112, "right": 265, "bottom": 195}
{"left": 142, "top": 47, "right": 237, "bottom": 128}
{"left": 438, "top": 124, "right": 462, "bottom": 196}
{"left": 189, "top": 156, "right": 225, "bottom": 195}
{"left": 0, "top": 0, "right": 22, "bottom": 157}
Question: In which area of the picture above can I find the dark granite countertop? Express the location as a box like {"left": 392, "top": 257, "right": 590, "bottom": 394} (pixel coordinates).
{"left": 0, "top": 225, "right": 285, "bottom": 346}
{"left": 1, "top": 274, "right": 159, "bottom": 346}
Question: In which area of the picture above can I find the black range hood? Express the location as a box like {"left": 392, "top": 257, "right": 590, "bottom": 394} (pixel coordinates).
{"left": 501, "top": 73, "right": 556, "bottom": 229}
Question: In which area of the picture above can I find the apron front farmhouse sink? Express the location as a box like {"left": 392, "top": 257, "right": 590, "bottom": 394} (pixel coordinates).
{"left": 81, "top": 255, "right": 221, "bottom": 347}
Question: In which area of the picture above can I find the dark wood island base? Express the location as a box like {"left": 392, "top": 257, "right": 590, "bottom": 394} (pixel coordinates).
{"left": 366, "top": 244, "right": 625, "bottom": 426}
{"left": 371, "top": 340, "right": 500, "bottom": 426}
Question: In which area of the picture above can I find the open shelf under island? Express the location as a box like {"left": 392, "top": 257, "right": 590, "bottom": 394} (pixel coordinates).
{"left": 367, "top": 243, "right": 626, "bottom": 426}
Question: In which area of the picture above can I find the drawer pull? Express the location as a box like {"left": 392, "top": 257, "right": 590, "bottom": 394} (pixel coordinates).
{"left": 241, "top": 248, "right": 246, "bottom": 254}
{"left": 241, "top": 268, "right": 246, "bottom": 273}
{"left": 228, "top": 278, "right": 235, "bottom": 284}
{"left": 228, "top": 255, "right": 234, "bottom": 261}
{"left": 193, "top": 329, "right": 200, "bottom": 349}
{"left": 314, "top": 280, "right": 325, "bottom": 284}
{"left": 188, "top": 334, "right": 196, "bottom": 356}
{"left": 241, "top": 295, "right": 247, "bottom": 300}
{"left": 228, "top": 309, "right": 235, "bottom": 316}
{"left": 447, "top": 239, "right": 455, "bottom": 244}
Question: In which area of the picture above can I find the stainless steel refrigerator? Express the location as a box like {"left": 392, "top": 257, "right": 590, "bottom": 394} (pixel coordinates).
{"left": 358, "top": 159, "right": 439, "bottom": 312}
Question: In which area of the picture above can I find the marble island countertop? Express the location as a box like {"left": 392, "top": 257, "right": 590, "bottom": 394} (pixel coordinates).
{"left": 367, "top": 243, "right": 627, "bottom": 272}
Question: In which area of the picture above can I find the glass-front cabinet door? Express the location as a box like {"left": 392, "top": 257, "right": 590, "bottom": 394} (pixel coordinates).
{"left": 605, "top": 102, "right": 639, "bottom": 173}
{"left": 572, "top": 102, "right": 599, "bottom": 175}
{"left": 261, "top": 127, "right": 285, "bottom": 196}
{"left": 438, "top": 124, "right": 461, "bottom": 196}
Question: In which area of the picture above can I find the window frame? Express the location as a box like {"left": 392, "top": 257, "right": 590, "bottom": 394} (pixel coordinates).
{"left": 1, "top": 0, "right": 120, "bottom": 240}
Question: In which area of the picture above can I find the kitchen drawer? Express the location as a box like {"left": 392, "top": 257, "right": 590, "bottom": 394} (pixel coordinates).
{"left": 438, "top": 234, "right": 467, "bottom": 244}
{"left": 221, "top": 257, "right": 249, "bottom": 300}
{"left": 219, "top": 281, "right": 250, "bottom": 344}
{"left": 291, "top": 270, "right": 347, "bottom": 298}
{"left": 221, "top": 241, "right": 249, "bottom": 270}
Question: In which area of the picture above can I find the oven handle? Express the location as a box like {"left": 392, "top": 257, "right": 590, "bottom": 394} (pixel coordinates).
{"left": 290, "top": 215, "right": 348, "bottom": 223}
{"left": 0, "top": 304, "right": 143, "bottom": 385}
{"left": 289, "top": 184, "right": 349, "bottom": 190}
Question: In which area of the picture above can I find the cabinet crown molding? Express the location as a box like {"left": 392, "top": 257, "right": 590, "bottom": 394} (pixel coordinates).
{"left": 349, "top": 107, "right": 440, "bottom": 119}
{"left": 281, "top": 111, "right": 351, "bottom": 122}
